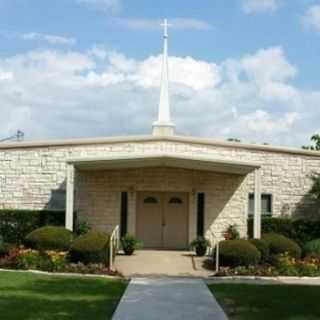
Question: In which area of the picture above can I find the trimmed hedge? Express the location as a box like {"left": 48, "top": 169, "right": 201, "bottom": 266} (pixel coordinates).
{"left": 25, "top": 226, "right": 73, "bottom": 251}
{"left": 219, "top": 240, "right": 261, "bottom": 267}
{"left": 0, "top": 236, "right": 11, "bottom": 257}
{"left": 248, "top": 217, "right": 320, "bottom": 246}
{"left": 0, "top": 210, "right": 65, "bottom": 244}
{"left": 304, "top": 239, "right": 320, "bottom": 256}
{"left": 70, "top": 231, "right": 110, "bottom": 265}
{"left": 262, "top": 233, "right": 302, "bottom": 259}
{"left": 249, "top": 239, "right": 269, "bottom": 262}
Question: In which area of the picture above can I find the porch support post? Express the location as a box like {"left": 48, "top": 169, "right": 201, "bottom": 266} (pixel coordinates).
{"left": 66, "top": 163, "right": 75, "bottom": 231}
{"left": 253, "top": 168, "right": 262, "bottom": 239}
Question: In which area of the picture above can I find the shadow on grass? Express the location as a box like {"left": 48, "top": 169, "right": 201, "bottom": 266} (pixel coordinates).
{"left": 209, "top": 283, "right": 320, "bottom": 320}
{"left": 0, "top": 273, "right": 127, "bottom": 320}
{"left": 1, "top": 276, "right": 125, "bottom": 296}
{"left": 0, "top": 295, "right": 117, "bottom": 320}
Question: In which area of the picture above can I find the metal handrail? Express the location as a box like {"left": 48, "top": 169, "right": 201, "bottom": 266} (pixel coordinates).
{"left": 208, "top": 229, "right": 220, "bottom": 274}
{"left": 109, "top": 225, "right": 120, "bottom": 270}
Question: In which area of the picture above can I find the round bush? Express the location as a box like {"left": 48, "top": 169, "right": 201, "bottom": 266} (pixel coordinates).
{"left": 219, "top": 240, "right": 261, "bottom": 267}
{"left": 262, "top": 233, "right": 301, "bottom": 259}
{"left": 0, "top": 241, "right": 11, "bottom": 257}
{"left": 304, "top": 239, "right": 320, "bottom": 256}
{"left": 249, "top": 239, "right": 269, "bottom": 262}
{"left": 70, "top": 231, "right": 110, "bottom": 264}
{"left": 25, "top": 226, "right": 73, "bottom": 251}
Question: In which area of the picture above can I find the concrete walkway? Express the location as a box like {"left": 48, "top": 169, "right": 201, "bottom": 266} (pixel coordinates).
{"left": 112, "top": 277, "right": 228, "bottom": 320}
{"left": 115, "top": 250, "right": 214, "bottom": 278}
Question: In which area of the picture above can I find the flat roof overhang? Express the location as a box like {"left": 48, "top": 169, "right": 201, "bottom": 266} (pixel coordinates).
{"left": 67, "top": 152, "right": 260, "bottom": 175}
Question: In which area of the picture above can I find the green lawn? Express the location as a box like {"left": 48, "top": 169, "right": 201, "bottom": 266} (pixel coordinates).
{"left": 209, "top": 283, "right": 320, "bottom": 320}
{"left": 0, "top": 271, "right": 127, "bottom": 320}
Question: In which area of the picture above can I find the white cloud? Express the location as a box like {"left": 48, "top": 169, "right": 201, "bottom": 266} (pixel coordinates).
{"left": 222, "top": 110, "right": 300, "bottom": 139}
{"left": 0, "top": 45, "right": 318, "bottom": 147}
{"left": 76, "top": 0, "right": 121, "bottom": 11}
{"left": 0, "top": 70, "right": 13, "bottom": 81}
{"left": 114, "top": 17, "right": 213, "bottom": 31}
{"left": 231, "top": 47, "right": 300, "bottom": 104}
{"left": 241, "top": 0, "right": 282, "bottom": 13}
{"left": 2, "top": 31, "right": 76, "bottom": 46}
{"left": 19, "top": 32, "right": 76, "bottom": 45}
{"left": 85, "top": 52, "right": 220, "bottom": 90}
{"left": 240, "top": 47, "right": 296, "bottom": 82}
{"left": 302, "top": 5, "right": 320, "bottom": 32}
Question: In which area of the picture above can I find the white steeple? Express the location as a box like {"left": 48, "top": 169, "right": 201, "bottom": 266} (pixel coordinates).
{"left": 152, "top": 19, "right": 175, "bottom": 136}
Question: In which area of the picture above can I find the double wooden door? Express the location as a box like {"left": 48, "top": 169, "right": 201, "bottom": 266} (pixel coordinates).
{"left": 136, "top": 192, "right": 188, "bottom": 249}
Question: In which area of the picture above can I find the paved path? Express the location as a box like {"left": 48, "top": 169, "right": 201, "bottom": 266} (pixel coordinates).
{"left": 112, "top": 277, "right": 228, "bottom": 320}
{"left": 115, "top": 250, "right": 214, "bottom": 278}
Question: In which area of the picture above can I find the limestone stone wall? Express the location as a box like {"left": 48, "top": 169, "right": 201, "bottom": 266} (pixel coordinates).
{"left": 0, "top": 138, "right": 319, "bottom": 240}
{"left": 76, "top": 167, "right": 247, "bottom": 240}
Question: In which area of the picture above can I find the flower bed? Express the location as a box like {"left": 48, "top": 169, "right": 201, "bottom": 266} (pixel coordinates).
{"left": 212, "top": 230, "right": 320, "bottom": 277}
{"left": 0, "top": 226, "right": 142, "bottom": 277}
{"left": 0, "top": 246, "right": 119, "bottom": 276}
{"left": 0, "top": 226, "right": 120, "bottom": 276}
{"left": 216, "top": 254, "right": 320, "bottom": 277}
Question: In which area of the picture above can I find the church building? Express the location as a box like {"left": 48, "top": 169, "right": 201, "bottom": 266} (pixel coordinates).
{"left": 0, "top": 20, "right": 320, "bottom": 249}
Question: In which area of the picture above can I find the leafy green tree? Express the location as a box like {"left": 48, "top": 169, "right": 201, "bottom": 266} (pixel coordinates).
{"left": 310, "top": 173, "right": 320, "bottom": 201}
{"left": 302, "top": 134, "right": 320, "bottom": 151}
{"left": 227, "top": 138, "right": 241, "bottom": 143}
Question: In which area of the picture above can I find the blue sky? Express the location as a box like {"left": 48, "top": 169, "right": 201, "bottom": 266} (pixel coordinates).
{"left": 0, "top": 0, "right": 320, "bottom": 146}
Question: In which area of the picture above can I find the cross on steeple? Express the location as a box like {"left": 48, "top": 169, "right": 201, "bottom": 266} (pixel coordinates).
{"left": 161, "top": 19, "right": 171, "bottom": 38}
{"left": 152, "top": 19, "right": 175, "bottom": 136}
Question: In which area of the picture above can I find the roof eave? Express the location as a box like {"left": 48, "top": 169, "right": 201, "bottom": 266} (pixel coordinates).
{"left": 0, "top": 134, "right": 320, "bottom": 158}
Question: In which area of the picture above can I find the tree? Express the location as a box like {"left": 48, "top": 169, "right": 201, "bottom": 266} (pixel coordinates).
{"left": 302, "top": 134, "right": 320, "bottom": 151}
{"left": 227, "top": 138, "right": 241, "bottom": 143}
{"left": 310, "top": 173, "right": 320, "bottom": 201}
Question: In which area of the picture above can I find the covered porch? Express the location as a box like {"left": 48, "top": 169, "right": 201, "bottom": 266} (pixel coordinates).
{"left": 65, "top": 152, "right": 262, "bottom": 246}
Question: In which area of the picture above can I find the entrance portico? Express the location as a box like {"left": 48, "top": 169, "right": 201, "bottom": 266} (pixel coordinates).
{"left": 64, "top": 20, "right": 263, "bottom": 245}
{"left": 65, "top": 152, "right": 262, "bottom": 246}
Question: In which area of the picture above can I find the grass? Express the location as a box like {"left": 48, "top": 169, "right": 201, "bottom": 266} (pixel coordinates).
{"left": 209, "top": 283, "right": 320, "bottom": 320}
{"left": 0, "top": 271, "right": 127, "bottom": 320}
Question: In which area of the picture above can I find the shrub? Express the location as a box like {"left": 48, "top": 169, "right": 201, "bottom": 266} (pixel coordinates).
{"left": 121, "top": 234, "right": 142, "bottom": 256}
{"left": 70, "top": 231, "right": 110, "bottom": 265}
{"left": 304, "top": 239, "right": 320, "bottom": 256}
{"left": 75, "top": 219, "right": 91, "bottom": 235}
{"left": 0, "top": 236, "right": 10, "bottom": 257}
{"left": 61, "top": 263, "right": 116, "bottom": 275}
{"left": 16, "top": 249, "right": 52, "bottom": 271}
{"left": 0, "top": 247, "right": 20, "bottom": 269}
{"left": 16, "top": 248, "right": 67, "bottom": 272}
{"left": 310, "top": 172, "right": 320, "bottom": 200}
{"left": 223, "top": 224, "right": 240, "bottom": 240}
{"left": 46, "top": 251, "right": 68, "bottom": 271}
{"left": 248, "top": 217, "right": 320, "bottom": 247}
{"left": 0, "top": 210, "right": 65, "bottom": 244}
{"left": 219, "top": 240, "right": 261, "bottom": 267}
{"left": 190, "top": 237, "right": 210, "bottom": 256}
{"left": 249, "top": 239, "right": 269, "bottom": 262}
{"left": 0, "top": 242, "right": 11, "bottom": 258}
{"left": 273, "top": 253, "right": 299, "bottom": 276}
{"left": 217, "top": 265, "right": 280, "bottom": 277}
{"left": 216, "top": 255, "right": 320, "bottom": 277}
{"left": 262, "top": 233, "right": 302, "bottom": 259}
{"left": 25, "top": 226, "right": 73, "bottom": 251}
{"left": 296, "top": 256, "right": 320, "bottom": 276}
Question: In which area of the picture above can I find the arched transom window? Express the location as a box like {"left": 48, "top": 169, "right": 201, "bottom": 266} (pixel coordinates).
{"left": 144, "top": 196, "right": 159, "bottom": 204}
{"left": 168, "top": 197, "right": 183, "bottom": 204}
